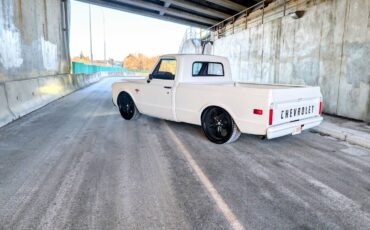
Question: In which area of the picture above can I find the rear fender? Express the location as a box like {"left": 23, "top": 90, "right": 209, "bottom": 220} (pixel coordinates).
{"left": 200, "top": 104, "right": 239, "bottom": 128}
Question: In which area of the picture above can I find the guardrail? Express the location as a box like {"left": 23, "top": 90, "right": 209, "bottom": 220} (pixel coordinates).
{"left": 0, "top": 73, "right": 102, "bottom": 128}
{"left": 209, "top": 0, "right": 269, "bottom": 37}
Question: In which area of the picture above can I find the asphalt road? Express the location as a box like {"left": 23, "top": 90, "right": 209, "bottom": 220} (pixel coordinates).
{"left": 0, "top": 78, "right": 370, "bottom": 230}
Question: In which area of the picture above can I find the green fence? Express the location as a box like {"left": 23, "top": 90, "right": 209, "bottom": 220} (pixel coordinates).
{"left": 72, "top": 62, "right": 123, "bottom": 74}
{"left": 72, "top": 62, "right": 150, "bottom": 75}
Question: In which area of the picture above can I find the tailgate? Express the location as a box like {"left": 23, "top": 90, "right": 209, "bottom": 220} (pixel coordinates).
{"left": 270, "top": 87, "right": 322, "bottom": 126}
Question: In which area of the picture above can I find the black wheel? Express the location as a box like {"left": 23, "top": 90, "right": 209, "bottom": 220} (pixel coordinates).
{"left": 117, "top": 92, "right": 140, "bottom": 120}
{"left": 201, "top": 107, "right": 241, "bottom": 144}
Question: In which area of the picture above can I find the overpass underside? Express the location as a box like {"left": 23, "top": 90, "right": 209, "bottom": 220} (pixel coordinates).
{"left": 76, "top": 0, "right": 265, "bottom": 28}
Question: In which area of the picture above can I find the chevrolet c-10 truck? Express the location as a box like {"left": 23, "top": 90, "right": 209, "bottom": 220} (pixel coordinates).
{"left": 112, "top": 54, "right": 323, "bottom": 144}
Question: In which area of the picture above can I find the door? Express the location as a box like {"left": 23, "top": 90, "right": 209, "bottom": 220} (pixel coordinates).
{"left": 139, "top": 58, "right": 177, "bottom": 120}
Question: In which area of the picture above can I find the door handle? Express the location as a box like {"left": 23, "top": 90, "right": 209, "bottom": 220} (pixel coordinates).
{"left": 164, "top": 86, "right": 172, "bottom": 89}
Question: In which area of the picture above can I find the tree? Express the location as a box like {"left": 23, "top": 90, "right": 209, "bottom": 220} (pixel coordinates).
{"left": 72, "top": 51, "right": 90, "bottom": 64}
{"left": 123, "top": 53, "right": 159, "bottom": 71}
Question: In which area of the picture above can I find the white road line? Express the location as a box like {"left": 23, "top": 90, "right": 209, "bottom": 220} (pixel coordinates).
{"left": 165, "top": 123, "right": 245, "bottom": 230}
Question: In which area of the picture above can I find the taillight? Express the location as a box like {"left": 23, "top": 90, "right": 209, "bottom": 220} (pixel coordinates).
{"left": 253, "top": 109, "right": 263, "bottom": 115}
{"left": 319, "top": 101, "right": 323, "bottom": 114}
{"left": 269, "top": 109, "right": 273, "bottom": 125}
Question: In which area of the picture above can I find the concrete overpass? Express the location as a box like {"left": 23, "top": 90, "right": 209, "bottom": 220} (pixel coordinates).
{"left": 77, "top": 0, "right": 265, "bottom": 28}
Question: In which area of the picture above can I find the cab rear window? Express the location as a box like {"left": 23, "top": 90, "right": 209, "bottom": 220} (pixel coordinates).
{"left": 192, "top": 62, "right": 224, "bottom": 77}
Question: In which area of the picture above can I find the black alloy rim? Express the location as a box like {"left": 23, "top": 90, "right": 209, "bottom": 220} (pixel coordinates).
{"left": 119, "top": 93, "right": 135, "bottom": 119}
{"left": 203, "top": 107, "right": 233, "bottom": 143}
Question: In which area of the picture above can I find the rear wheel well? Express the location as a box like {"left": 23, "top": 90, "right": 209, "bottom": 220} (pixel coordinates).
{"left": 201, "top": 106, "right": 216, "bottom": 120}
{"left": 200, "top": 106, "right": 241, "bottom": 144}
{"left": 117, "top": 91, "right": 129, "bottom": 102}
{"left": 201, "top": 106, "right": 232, "bottom": 123}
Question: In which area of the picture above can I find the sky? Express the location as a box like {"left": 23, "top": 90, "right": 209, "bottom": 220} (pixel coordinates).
{"left": 69, "top": 0, "right": 189, "bottom": 62}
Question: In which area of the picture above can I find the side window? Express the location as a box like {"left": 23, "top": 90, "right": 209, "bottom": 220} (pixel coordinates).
{"left": 192, "top": 62, "right": 224, "bottom": 77}
{"left": 192, "top": 62, "right": 202, "bottom": 75}
{"left": 152, "top": 59, "right": 176, "bottom": 80}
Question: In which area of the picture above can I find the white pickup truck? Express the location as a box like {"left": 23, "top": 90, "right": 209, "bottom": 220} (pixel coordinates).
{"left": 112, "top": 54, "right": 323, "bottom": 144}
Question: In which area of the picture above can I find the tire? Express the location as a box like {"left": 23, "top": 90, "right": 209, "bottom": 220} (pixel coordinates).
{"left": 117, "top": 92, "right": 140, "bottom": 120}
{"left": 201, "top": 107, "right": 241, "bottom": 144}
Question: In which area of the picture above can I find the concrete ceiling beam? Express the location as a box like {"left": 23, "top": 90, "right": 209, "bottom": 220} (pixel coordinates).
{"left": 116, "top": 0, "right": 218, "bottom": 25}
{"left": 160, "top": 2, "right": 171, "bottom": 16}
{"left": 161, "top": 0, "right": 231, "bottom": 19}
{"left": 78, "top": 0, "right": 210, "bottom": 28}
{"left": 205, "top": 0, "right": 246, "bottom": 12}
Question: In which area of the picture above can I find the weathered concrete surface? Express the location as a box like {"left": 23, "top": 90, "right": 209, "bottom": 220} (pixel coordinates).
{"left": 336, "top": 0, "right": 370, "bottom": 121}
{"left": 0, "top": 0, "right": 70, "bottom": 81}
{"left": 1, "top": 78, "right": 370, "bottom": 229}
{"left": 0, "top": 83, "right": 14, "bottom": 126}
{"left": 5, "top": 78, "right": 44, "bottom": 118}
{"left": 313, "top": 115, "right": 370, "bottom": 149}
{"left": 0, "top": 0, "right": 75, "bottom": 127}
{"left": 0, "top": 73, "right": 102, "bottom": 128}
{"left": 181, "top": 0, "right": 370, "bottom": 122}
{"left": 179, "top": 39, "right": 202, "bottom": 54}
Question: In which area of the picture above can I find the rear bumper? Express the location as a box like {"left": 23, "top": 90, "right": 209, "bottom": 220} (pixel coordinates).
{"left": 267, "top": 116, "right": 323, "bottom": 139}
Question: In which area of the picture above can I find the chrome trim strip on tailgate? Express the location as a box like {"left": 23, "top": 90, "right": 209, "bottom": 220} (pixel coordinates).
{"left": 267, "top": 116, "right": 323, "bottom": 139}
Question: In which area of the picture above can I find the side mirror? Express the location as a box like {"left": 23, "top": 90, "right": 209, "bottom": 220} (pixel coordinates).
{"left": 147, "top": 74, "right": 153, "bottom": 83}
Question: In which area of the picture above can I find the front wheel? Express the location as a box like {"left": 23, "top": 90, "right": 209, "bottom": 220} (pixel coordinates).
{"left": 201, "top": 107, "right": 241, "bottom": 144}
{"left": 117, "top": 92, "right": 140, "bottom": 120}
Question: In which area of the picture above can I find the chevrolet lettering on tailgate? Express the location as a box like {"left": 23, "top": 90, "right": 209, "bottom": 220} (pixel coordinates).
{"left": 281, "top": 105, "right": 315, "bottom": 120}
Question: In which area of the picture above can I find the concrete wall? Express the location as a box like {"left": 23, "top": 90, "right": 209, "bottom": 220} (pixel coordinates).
{"left": 0, "top": 0, "right": 70, "bottom": 81}
{"left": 0, "top": 0, "right": 101, "bottom": 128}
{"left": 179, "top": 39, "right": 202, "bottom": 54}
{"left": 0, "top": 73, "right": 102, "bottom": 127}
{"left": 181, "top": 0, "right": 370, "bottom": 122}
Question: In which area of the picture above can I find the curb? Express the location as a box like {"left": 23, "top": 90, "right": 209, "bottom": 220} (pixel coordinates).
{"left": 312, "top": 126, "right": 370, "bottom": 149}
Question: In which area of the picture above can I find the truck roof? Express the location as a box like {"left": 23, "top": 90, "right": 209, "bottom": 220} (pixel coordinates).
{"left": 156, "top": 54, "right": 232, "bottom": 83}
{"left": 160, "top": 54, "right": 228, "bottom": 62}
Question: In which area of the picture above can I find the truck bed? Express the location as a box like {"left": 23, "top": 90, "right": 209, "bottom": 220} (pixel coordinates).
{"left": 236, "top": 82, "right": 305, "bottom": 89}
{"left": 180, "top": 81, "right": 306, "bottom": 90}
